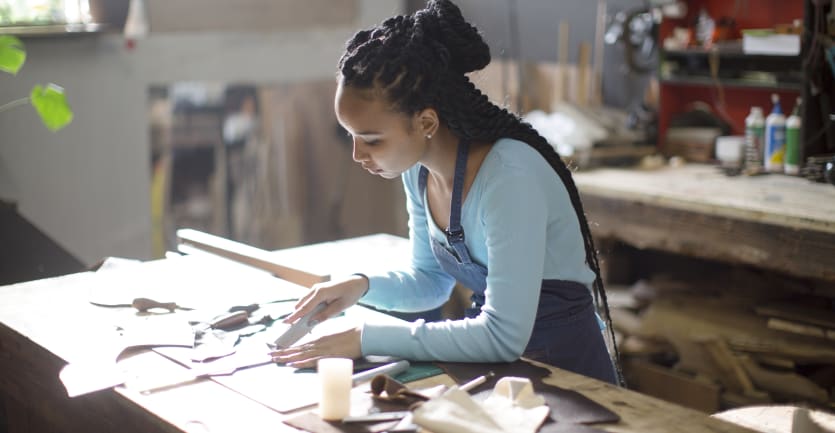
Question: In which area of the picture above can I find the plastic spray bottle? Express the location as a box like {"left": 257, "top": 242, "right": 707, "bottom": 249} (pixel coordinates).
{"left": 744, "top": 106, "right": 765, "bottom": 172}
{"left": 764, "top": 94, "right": 786, "bottom": 173}
{"left": 784, "top": 97, "right": 802, "bottom": 175}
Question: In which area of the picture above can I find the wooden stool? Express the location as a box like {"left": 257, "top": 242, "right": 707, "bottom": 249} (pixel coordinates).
{"left": 713, "top": 405, "right": 835, "bottom": 433}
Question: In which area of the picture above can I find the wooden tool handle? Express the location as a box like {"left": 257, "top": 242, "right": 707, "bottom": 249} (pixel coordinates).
{"left": 131, "top": 297, "right": 177, "bottom": 312}
{"left": 209, "top": 310, "right": 249, "bottom": 330}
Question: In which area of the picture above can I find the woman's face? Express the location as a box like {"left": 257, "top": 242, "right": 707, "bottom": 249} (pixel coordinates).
{"left": 334, "top": 82, "right": 428, "bottom": 179}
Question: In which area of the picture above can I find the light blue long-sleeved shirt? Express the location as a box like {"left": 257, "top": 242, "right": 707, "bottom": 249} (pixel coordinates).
{"left": 359, "top": 138, "right": 596, "bottom": 362}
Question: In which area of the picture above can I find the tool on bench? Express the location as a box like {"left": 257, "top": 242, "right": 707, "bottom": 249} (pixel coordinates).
{"left": 272, "top": 302, "right": 328, "bottom": 349}
{"left": 351, "top": 360, "right": 411, "bottom": 386}
{"left": 189, "top": 304, "right": 290, "bottom": 362}
{"left": 196, "top": 310, "right": 250, "bottom": 331}
{"left": 460, "top": 370, "right": 496, "bottom": 392}
{"left": 90, "top": 296, "right": 193, "bottom": 313}
{"left": 190, "top": 297, "right": 297, "bottom": 328}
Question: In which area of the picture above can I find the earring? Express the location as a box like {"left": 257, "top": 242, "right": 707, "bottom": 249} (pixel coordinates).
{"left": 426, "top": 134, "right": 432, "bottom": 139}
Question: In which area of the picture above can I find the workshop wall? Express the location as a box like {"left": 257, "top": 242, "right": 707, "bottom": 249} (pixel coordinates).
{"left": 0, "top": 0, "right": 403, "bottom": 266}
{"left": 408, "top": 0, "right": 652, "bottom": 109}
{"left": 1, "top": 0, "right": 655, "bottom": 269}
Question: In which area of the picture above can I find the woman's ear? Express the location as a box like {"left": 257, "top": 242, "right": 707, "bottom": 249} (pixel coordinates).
{"left": 416, "top": 108, "right": 439, "bottom": 139}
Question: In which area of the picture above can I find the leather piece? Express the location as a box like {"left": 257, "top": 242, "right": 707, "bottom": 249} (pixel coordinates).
{"left": 437, "top": 360, "right": 620, "bottom": 425}
{"left": 370, "top": 374, "right": 446, "bottom": 409}
{"left": 283, "top": 412, "right": 400, "bottom": 433}
{"left": 538, "top": 423, "right": 609, "bottom": 433}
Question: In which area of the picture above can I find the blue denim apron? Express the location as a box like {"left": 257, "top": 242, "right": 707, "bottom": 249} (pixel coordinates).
{"left": 419, "top": 139, "right": 617, "bottom": 384}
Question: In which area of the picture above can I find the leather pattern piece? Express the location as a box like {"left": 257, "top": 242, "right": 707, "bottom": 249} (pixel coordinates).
{"left": 370, "top": 374, "right": 446, "bottom": 409}
{"left": 283, "top": 412, "right": 399, "bottom": 433}
{"left": 538, "top": 423, "right": 610, "bottom": 433}
{"left": 437, "top": 360, "right": 621, "bottom": 425}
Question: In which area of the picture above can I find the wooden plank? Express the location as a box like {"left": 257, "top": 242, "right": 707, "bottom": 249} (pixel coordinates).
{"left": 579, "top": 192, "right": 835, "bottom": 283}
{"left": 577, "top": 41, "right": 591, "bottom": 106}
{"left": 574, "top": 165, "right": 835, "bottom": 234}
{"left": 555, "top": 21, "right": 570, "bottom": 104}
{"left": 738, "top": 356, "right": 830, "bottom": 403}
{"left": 622, "top": 358, "right": 721, "bottom": 414}
{"left": 755, "top": 303, "right": 835, "bottom": 329}
{"left": 698, "top": 337, "right": 760, "bottom": 396}
{"left": 713, "top": 405, "right": 835, "bottom": 432}
{"left": 639, "top": 296, "right": 835, "bottom": 371}
{"left": 767, "top": 318, "right": 833, "bottom": 340}
{"left": 177, "top": 228, "right": 329, "bottom": 288}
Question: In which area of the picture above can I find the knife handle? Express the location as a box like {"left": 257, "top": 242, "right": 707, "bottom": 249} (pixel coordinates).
{"left": 209, "top": 310, "right": 249, "bottom": 330}
{"left": 228, "top": 303, "right": 259, "bottom": 314}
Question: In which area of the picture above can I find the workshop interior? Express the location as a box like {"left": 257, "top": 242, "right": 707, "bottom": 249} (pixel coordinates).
{"left": 1, "top": 0, "right": 835, "bottom": 432}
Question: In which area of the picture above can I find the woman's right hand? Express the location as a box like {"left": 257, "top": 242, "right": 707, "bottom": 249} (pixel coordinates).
{"left": 283, "top": 274, "right": 369, "bottom": 325}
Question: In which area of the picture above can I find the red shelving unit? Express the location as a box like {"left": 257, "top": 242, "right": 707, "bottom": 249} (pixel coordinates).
{"left": 657, "top": 0, "right": 805, "bottom": 152}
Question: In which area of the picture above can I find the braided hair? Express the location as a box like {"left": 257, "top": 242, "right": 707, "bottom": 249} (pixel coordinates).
{"left": 338, "top": 0, "right": 624, "bottom": 386}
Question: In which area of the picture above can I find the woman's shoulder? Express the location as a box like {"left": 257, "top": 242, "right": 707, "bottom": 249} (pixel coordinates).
{"left": 401, "top": 163, "right": 426, "bottom": 198}
{"left": 476, "top": 137, "right": 571, "bottom": 213}
{"left": 484, "top": 137, "right": 553, "bottom": 175}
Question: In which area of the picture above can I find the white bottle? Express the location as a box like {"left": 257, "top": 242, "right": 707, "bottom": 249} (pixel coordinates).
{"left": 744, "top": 106, "right": 765, "bottom": 171}
{"left": 764, "top": 94, "right": 786, "bottom": 173}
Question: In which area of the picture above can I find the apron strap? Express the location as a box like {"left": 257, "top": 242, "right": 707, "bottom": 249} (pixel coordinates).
{"left": 418, "top": 139, "right": 473, "bottom": 264}
{"left": 447, "top": 138, "right": 469, "bottom": 243}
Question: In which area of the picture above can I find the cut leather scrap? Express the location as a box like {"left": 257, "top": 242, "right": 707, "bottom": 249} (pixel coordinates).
{"left": 538, "top": 424, "right": 610, "bottom": 433}
{"left": 437, "top": 360, "right": 620, "bottom": 425}
{"left": 283, "top": 412, "right": 399, "bottom": 433}
{"left": 369, "top": 374, "right": 446, "bottom": 409}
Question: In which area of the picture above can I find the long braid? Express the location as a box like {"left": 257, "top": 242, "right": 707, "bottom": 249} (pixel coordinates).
{"left": 440, "top": 74, "right": 625, "bottom": 386}
{"left": 339, "top": 0, "right": 624, "bottom": 386}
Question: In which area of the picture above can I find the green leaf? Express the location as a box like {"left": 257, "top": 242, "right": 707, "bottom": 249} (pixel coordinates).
{"left": 0, "top": 35, "right": 26, "bottom": 75}
{"left": 30, "top": 84, "right": 74, "bottom": 131}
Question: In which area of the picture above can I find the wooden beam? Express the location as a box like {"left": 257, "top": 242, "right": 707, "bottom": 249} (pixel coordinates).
{"left": 580, "top": 193, "right": 835, "bottom": 284}
{"left": 176, "top": 229, "right": 329, "bottom": 288}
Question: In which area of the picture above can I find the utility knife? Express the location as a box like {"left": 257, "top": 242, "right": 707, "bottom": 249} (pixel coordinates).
{"left": 272, "top": 302, "right": 327, "bottom": 349}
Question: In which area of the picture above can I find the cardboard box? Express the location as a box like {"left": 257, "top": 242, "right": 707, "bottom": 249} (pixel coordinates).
{"left": 742, "top": 31, "right": 800, "bottom": 56}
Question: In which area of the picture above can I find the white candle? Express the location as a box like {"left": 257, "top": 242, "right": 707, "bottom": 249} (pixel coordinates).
{"left": 317, "top": 358, "right": 353, "bottom": 420}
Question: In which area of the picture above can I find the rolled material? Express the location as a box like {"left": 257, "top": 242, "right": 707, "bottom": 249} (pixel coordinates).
{"left": 352, "top": 360, "right": 410, "bottom": 386}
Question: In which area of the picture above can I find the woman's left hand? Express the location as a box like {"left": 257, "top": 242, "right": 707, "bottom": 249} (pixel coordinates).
{"left": 269, "top": 327, "right": 362, "bottom": 369}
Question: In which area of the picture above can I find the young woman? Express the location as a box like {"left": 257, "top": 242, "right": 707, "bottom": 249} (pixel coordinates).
{"left": 272, "top": 0, "right": 622, "bottom": 385}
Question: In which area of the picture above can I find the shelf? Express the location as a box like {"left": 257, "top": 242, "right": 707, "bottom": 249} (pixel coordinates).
{"left": 0, "top": 22, "right": 107, "bottom": 37}
{"left": 656, "top": 0, "right": 813, "bottom": 153}
{"left": 661, "top": 48, "right": 802, "bottom": 71}
{"left": 660, "top": 76, "right": 802, "bottom": 91}
{"left": 662, "top": 47, "right": 801, "bottom": 61}
{"left": 660, "top": 47, "right": 803, "bottom": 91}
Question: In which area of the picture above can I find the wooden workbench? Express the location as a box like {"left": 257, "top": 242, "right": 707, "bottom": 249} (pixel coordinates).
{"left": 574, "top": 164, "right": 835, "bottom": 283}
{"left": 0, "top": 234, "right": 766, "bottom": 433}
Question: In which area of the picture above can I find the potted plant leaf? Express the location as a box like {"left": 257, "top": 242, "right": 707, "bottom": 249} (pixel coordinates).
{"left": 0, "top": 35, "right": 73, "bottom": 131}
